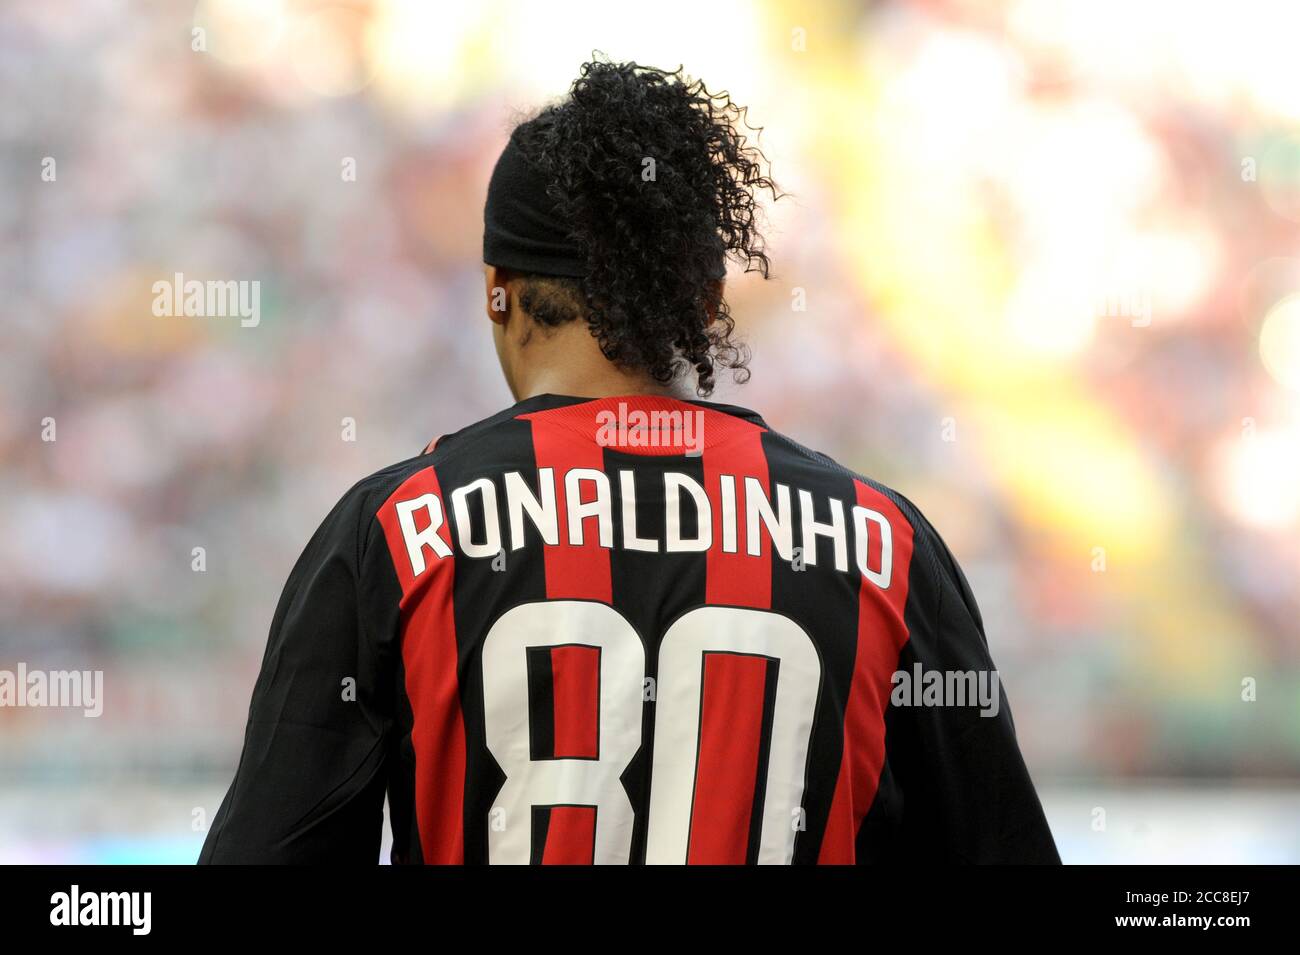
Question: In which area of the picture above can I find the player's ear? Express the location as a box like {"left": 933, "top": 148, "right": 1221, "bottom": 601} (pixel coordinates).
{"left": 485, "top": 265, "right": 510, "bottom": 326}
{"left": 704, "top": 278, "right": 725, "bottom": 325}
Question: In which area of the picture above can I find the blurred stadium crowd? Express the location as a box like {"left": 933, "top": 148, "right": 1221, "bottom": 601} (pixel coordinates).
{"left": 2, "top": 0, "right": 1299, "bottom": 861}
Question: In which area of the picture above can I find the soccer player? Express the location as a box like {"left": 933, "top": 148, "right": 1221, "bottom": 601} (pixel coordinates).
{"left": 200, "top": 60, "right": 1060, "bottom": 865}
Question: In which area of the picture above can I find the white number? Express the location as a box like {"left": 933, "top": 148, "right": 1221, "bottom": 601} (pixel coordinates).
{"left": 480, "top": 601, "right": 821, "bottom": 864}
{"left": 481, "top": 601, "right": 644, "bottom": 864}
{"left": 646, "top": 607, "right": 821, "bottom": 864}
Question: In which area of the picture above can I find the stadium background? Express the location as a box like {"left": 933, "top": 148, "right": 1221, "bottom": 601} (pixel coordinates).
{"left": 3, "top": 0, "right": 1299, "bottom": 863}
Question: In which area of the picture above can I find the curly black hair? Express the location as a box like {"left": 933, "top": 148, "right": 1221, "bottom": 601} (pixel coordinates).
{"left": 510, "top": 58, "right": 779, "bottom": 396}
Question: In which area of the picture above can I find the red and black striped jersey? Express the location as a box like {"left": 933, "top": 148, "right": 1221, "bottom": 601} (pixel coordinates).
{"left": 199, "top": 394, "right": 1059, "bottom": 865}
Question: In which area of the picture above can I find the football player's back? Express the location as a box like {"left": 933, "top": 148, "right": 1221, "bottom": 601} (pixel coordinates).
{"left": 200, "top": 59, "right": 1059, "bottom": 865}
{"left": 364, "top": 393, "right": 1056, "bottom": 864}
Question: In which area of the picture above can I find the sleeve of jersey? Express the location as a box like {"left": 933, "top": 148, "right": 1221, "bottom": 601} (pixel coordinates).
{"left": 885, "top": 512, "right": 1061, "bottom": 864}
{"left": 198, "top": 486, "right": 402, "bottom": 864}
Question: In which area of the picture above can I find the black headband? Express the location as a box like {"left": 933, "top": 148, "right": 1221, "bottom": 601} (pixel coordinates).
{"left": 482, "top": 130, "right": 728, "bottom": 280}
{"left": 482, "top": 133, "right": 586, "bottom": 278}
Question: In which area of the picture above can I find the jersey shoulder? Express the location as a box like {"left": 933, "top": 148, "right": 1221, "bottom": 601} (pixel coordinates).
{"left": 759, "top": 426, "right": 951, "bottom": 587}
{"left": 328, "top": 400, "right": 540, "bottom": 551}
{"left": 761, "top": 426, "right": 920, "bottom": 523}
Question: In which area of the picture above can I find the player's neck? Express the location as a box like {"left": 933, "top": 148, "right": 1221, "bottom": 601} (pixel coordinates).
{"left": 515, "top": 366, "right": 688, "bottom": 402}
{"left": 509, "top": 321, "right": 692, "bottom": 402}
